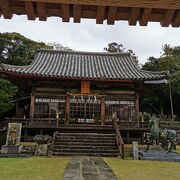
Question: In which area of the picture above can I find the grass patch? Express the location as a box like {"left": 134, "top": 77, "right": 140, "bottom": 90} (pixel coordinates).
{"left": 105, "top": 158, "right": 180, "bottom": 180}
{"left": 0, "top": 157, "right": 69, "bottom": 180}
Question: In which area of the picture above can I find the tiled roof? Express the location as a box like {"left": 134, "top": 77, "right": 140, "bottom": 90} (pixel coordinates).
{"left": 0, "top": 50, "right": 167, "bottom": 81}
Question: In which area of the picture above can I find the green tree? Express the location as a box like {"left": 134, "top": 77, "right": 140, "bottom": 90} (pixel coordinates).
{"left": 0, "top": 32, "right": 52, "bottom": 65}
{"left": 104, "top": 42, "right": 136, "bottom": 56}
{"left": 0, "top": 32, "right": 52, "bottom": 112}
{"left": 104, "top": 42, "right": 125, "bottom": 53}
{"left": 141, "top": 45, "right": 180, "bottom": 120}
{"left": 104, "top": 42, "right": 138, "bottom": 64}
{"left": 0, "top": 79, "right": 17, "bottom": 112}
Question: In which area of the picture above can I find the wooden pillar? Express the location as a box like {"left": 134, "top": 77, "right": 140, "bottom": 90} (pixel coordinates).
{"left": 30, "top": 94, "right": 35, "bottom": 124}
{"left": 101, "top": 97, "right": 105, "bottom": 126}
{"left": 65, "top": 94, "right": 70, "bottom": 125}
{"left": 135, "top": 90, "right": 139, "bottom": 122}
{"left": 127, "top": 131, "right": 130, "bottom": 144}
{"left": 141, "top": 132, "right": 144, "bottom": 144}
{"left": 56, "top": 118, "right": 59, "bottom": 128}
{"left": 40, "top": 129, "right": 43, "bottom": 135}
{"left": 15, "top": 102, "right": 19, "bottom": 118}
{"left": 24, "top": 129, "right": 28, "bottom": 141}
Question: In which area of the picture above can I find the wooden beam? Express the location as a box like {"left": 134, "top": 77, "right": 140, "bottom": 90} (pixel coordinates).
{"left": 171, "top": 10, "right": 180, "bottom": 27}
{"left": 1, "top": 0, "right": 12, "bottom": 19}
{"left": 73, "top": 4, "right": 81, "bottom": 23}
{"left": 25, "top": 2, "right": 36, "bottom": 20}
{"left": 129, "top": 7, "right": 140, "bottom": 25}
{"left": 81, "top": 81, "right": 90, "bottom": 94}
{"left": 135, "top": 91, "right": 139, "bottom": 121}
{"left": 104, "top": 90, "right": 135, "bottom": 95}
{"left": 101, "top": 97, "right": 105, "bottom": 126}
{"left": 139, "top": 8, "right": 152, "bottom": 26}
{"left": 96, "top": 6, "right": 105, "bottom": 24}
{"left": 107, "top": 6, "right": 117, "bottom": 25}
{"left": 65, "top": 94, "right": 70, "bottom": 124}
{"left": 62, "top": 3, "right": 70, "bottom": 22}
{"left": 160, "top": 9, "right": 176, "bottom": 27}
{"left": 30, "top": 94, "right": 35, "bottom": 119}
{"left": 17, "top": 1, "right": 180, "bottom": 10}
{"left": 37, "top": 2, "right": 47, "bottom": 21}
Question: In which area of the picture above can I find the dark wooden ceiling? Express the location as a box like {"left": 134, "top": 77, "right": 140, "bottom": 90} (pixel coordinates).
{"left": 0, "top": 0, "right": 180, "bottom": 27}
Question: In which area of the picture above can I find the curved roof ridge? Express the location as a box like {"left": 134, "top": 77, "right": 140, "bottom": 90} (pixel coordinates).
{"left": 141, "top": 69, "right": 168, "bottom": 75}
{"left": 36, "top": 48, "right": 132, "bottom": 56}
{"left": 1, "top": 63, "right": 31, "bottom": 69}
{"left": 1, "top": 63, "right": 32, "bottom": 70}
{"left": 127, "top": 56, "right": 168, "bottom": 76}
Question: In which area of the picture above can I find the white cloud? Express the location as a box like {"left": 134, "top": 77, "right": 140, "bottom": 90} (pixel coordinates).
{"left": 0, "top": 15, "right": 179, "bottom": 64}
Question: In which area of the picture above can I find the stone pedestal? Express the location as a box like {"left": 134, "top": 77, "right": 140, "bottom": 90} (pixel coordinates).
{"left": 132, "top": 141, "right": 138, "bottom": 160}
{"left": 35, "top": 144, "right": 48, "bottom": 156}
{"left": 1, "top": 145, "right": 22, "bottom": 154}
{"left": 138, "top": 151, "right": 180, "bottom": 162}
{"left": 1, "top": 123, "right": 22, "bottom": 154}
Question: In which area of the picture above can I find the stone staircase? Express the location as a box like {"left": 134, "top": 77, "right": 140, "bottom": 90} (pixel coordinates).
{"left": 51, "top": 132, "right": 119, "bottom": 157}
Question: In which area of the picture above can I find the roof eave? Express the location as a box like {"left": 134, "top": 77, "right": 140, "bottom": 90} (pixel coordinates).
{"left": 0, "top": 70, "right": 167, "bottom": 83}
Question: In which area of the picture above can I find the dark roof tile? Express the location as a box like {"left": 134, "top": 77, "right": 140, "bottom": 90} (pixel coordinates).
{"left": 0, "top": 50, "right": 168, "bottom": 81}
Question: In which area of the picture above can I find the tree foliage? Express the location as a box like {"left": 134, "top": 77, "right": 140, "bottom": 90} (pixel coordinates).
{"left": 104, "top": 42, "right": 125, "bottom": 53}
{"left": 104, "top": 42, "right": 136, "bottom": 56}
{"left": 104, "top": 42, "right": 138, "bottom": 64}
{"left": 0, "top": 32, "right": 52, "bottom": 112}
{"left": 141, "top": 45, "right": 180, "bottom": 120}
{"left": 0, "top": 32, "right": 52, "bottom": 65}
{"left": 0, "top": 79, "right": 17, "bottom": 112}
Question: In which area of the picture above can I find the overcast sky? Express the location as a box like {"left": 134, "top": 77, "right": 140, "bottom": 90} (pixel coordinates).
{"left": 0, "top": 15, "right": 179, "bottom": 64}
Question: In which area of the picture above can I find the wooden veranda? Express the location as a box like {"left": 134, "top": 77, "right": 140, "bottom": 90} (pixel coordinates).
{"left": 0, "top": 0, "right": 179, "bottom": 27}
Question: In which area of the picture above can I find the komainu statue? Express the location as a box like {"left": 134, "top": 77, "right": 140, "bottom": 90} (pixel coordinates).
{"left": 34, "top": 135, "right": 52, "bottom": 156}
{"left": 145, "top": 115, "right": 177, "bottom": 152}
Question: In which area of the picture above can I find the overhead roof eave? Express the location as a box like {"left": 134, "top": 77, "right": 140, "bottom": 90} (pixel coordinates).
{"left": 0, "top": 0, "right": 179, "bottom": 27}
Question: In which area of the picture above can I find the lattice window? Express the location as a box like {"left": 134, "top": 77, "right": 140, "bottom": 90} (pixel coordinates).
{"left": 34, "top": 97, "right": 66, "bottom": 120}
{"left": 70, "top": 95, "right": 101, "bottom": 124}
{"left": 105, "top": 99, "right": 135, "bottom": 123}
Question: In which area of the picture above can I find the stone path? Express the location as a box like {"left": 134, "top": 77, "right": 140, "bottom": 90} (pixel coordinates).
{"left": 63, "top": 156, "right": 118, "bottom": 180}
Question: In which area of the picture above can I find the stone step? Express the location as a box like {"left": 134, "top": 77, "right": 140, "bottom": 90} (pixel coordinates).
{"left": 52, "top": 131, "right": 118, "bottom": 157}
{"left": 55, "top": 134, "right": 115, "bottom": 138}
{"left": 54, "top": 137, "right": 116, "bottom": 141}
{"left": 53, "top": 142, "right": 117, "bottom": 146}
{"left": 53, "top": 148, "right": 118, "bottom": 153}
{"left": 55, "top": 133, "right": 115, "bottom": 137}
{"left": 52, "top": 152, "right": 119, "bottom": 157}
{"left": 53, "top": 145, "right": 118, "bottom": 150}
{"left": 53, "top": 139, "right": 116, "bottom": 143}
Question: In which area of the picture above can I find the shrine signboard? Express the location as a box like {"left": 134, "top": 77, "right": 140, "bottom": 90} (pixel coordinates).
{"left": 1, "top": 123, "right": 22, "bottom": 154}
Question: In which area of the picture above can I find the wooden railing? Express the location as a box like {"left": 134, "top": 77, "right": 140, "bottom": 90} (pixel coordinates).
{"left": 4, "top": 118, "right": 65, "bottom": 128}
{"left": 2, "top": 118, "right": 149, "bottom": 130}
{"left": 159, "top": 121, "right": 180, "bottom": 129}
{"left": 113, "top": 118, "right": 124, "bottom": 159}
{"left": 117, "top": 121, "right": 149, "bottom": 128}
